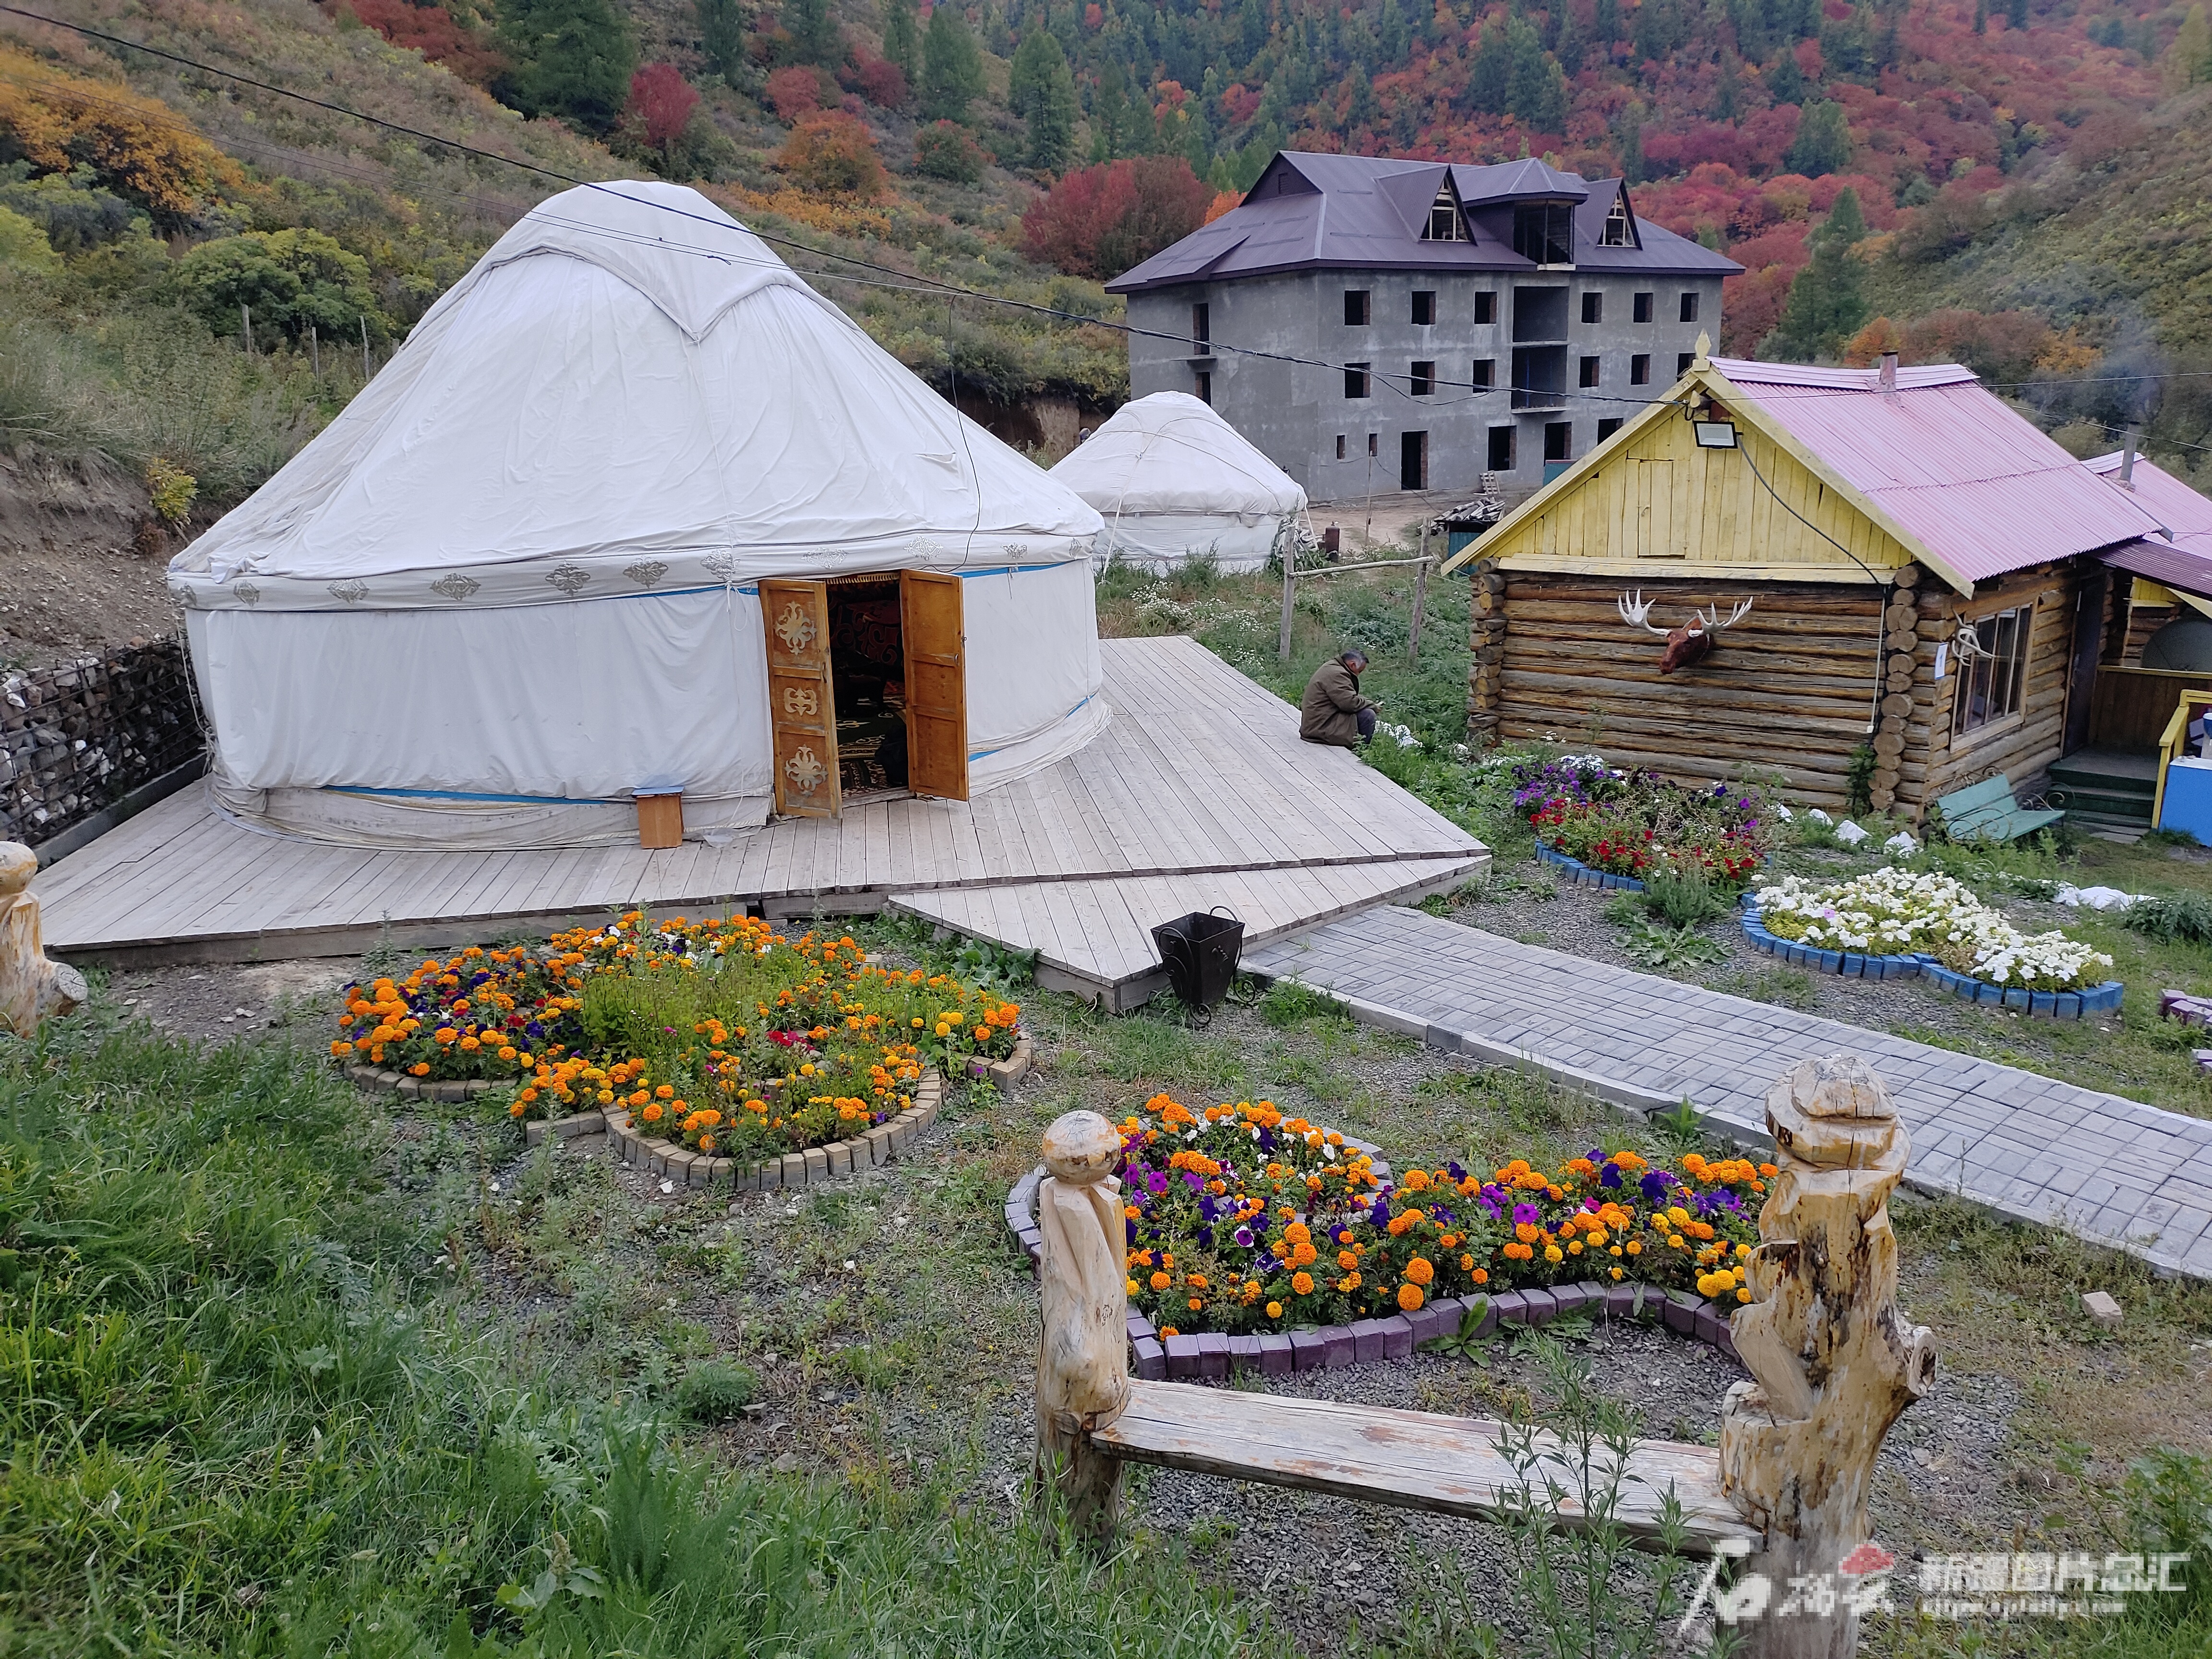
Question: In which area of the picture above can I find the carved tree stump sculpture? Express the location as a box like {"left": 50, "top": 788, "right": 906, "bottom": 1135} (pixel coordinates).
{"left": 1033, "top": 1109, "right": 1131, "bottom": 1542}
{"left": 0, "top": 843, "right": 83, "bottom": 1039}
{"left": 1720, "top": 1054, "right": 1938, "bottom": 1659}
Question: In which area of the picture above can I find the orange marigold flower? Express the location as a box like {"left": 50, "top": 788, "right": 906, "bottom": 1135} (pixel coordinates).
{"left": 1397, "top": 1283, "right": 1424, "bottom": 1312}
{"left": 1405, "top": 1256, "right": 1435, "bottom": 1286}
{"left": 1291, "top": 1271, "right": 1314, "bottom": 1296}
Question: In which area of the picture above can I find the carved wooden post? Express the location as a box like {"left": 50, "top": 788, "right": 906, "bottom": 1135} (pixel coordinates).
{"left": 1721, "top": 1054, "right": 1937, "bottom": 1659}
{"left": 0, "top": 843, "right": 84, "bottom": 1039}
{"left": 1033, "top": 1109, "right": 1130, "bottom": 1543}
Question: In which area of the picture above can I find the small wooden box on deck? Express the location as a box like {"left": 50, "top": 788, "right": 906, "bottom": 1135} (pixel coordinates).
{"left": 635, "top": 790, "right": 683, "bottom": 849}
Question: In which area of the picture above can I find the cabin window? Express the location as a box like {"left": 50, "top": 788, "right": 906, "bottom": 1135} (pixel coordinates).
{"left": 1345, "top": 290, "right": 1371, "bottom": 326}
{"left": 1345, "top": 363, "right": 1371, "bottom": 398}
{"left": 1679, "top": 291, "right": 1701, "bottom": 323}
{"left": 1578, "top": 355, "right": 1601, "bottom": 388}
{"left": 1601, "top": 199, "right": 1634, "bottom": 246}
{"left": 1633, "top": 291, "right": 1654, "bottom": 323}
{"left": 1597, "top": 416, "right": 1624, "bottom": 441}
{"left": 1336, "top": 434, "right": 1347, "bottom": 459}
{"left": 1473, "top": 291, "right": 1498, "bottom": 325}
{"left": 1472, "top": 358, "right": 1496, "bottom": 389}
{"left": 1581, "top": 292, "right": 1603, "bottom": 325}
{"left": 1194, "top": 369, "right": 1212, "bottom": 404}
{"left": 1488, "top": 425, "right": 1515, "bottom": 469}
{"left": 1410, "top": 361, "right": 1436, "bottom": 397}
{"left": 1954, "top": 604, "right": 2033, "bottom": 736}
{"left": 1630, "top": 353, "right": 1652, "bottom": 385}
{"left": 1421, "top": 184, "right": 1463, "bottom": 241}
{"left": 1412, "top": 290, "right": 1436, "bottom": 325}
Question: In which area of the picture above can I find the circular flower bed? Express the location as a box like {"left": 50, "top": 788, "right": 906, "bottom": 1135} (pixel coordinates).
{"left": 332, "top": 912, "right": 1020, "bottom": 1165}
{"left": 1507, "top": 754, "right": 1767, "bottom": 886}
{"left": 1113, "top": 1093, "right": 1772, "bottom": 1339}
{"left": 1750, "top": 868, "right": 2115, "bottom": 993}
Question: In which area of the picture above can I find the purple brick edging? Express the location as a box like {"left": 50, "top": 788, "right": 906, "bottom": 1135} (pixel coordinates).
{"left": 1743, "top": 911, "right": 2121, "bottom": 1016}
{"left": 345, "top": 1064, "right": 500, "bottom": 1104}
{"left": 1008, "top": 1167, "right": 1740, "bottom": 1380}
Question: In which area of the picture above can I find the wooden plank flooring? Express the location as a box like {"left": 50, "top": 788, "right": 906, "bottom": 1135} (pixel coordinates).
{"left": 33, "top": 639, "right": 1486, "bottom": 985}
{"left": 1091, "top": 1381, "right": 1756, "bottom": 1553}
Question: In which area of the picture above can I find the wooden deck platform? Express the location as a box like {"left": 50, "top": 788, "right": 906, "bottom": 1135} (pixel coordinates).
{"left": 33, "top": 637, "right": 1486, "bottom": 1000}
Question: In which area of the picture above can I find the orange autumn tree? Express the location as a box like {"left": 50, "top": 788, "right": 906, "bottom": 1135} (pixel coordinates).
{"left": 0, "top": 47, "right": 242, "bottom": 225}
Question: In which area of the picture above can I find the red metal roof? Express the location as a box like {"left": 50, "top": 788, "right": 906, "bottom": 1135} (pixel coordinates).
{"left": 2084, "top": 453, "right": 2212, "bottom": 558}
{"left": 1711, "top": 357, "right": 2170, "bottom": 588}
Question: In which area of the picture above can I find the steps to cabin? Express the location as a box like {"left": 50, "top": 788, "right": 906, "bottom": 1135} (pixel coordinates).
{"left": 2044, "top": 749, "right": 2158, "bottom": 840}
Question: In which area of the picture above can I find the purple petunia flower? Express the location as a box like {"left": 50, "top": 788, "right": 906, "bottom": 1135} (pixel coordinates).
{"left": 1639, "top": 1171, "right": 1671, "bottom": 1201}
{"left": 1183, "top": 1172, "right": 1205, "bottom": 1192}
{"left": 1446, "top": 1160, "right": 1467, "bottom": 1182}
{"left": 1512, "top": 1202, "right": 1540, "bottom": 1225}
{"left": 1234, "top": 1227, "right": 1254, "bottom": 1248}
{"left": 1147, "top": 1170, "right": 1169, "bottom": 1195}
{"left": 1126, "top": 1219, "right": 1138, "bottom": 1244}
{"left": 1196, "top": 1226, "right": 1214, "bottom": 1248}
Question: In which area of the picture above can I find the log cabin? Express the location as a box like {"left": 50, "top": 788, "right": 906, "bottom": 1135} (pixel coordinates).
{"left": 1442, "top": 341, "right": 2205, "bottom": 826}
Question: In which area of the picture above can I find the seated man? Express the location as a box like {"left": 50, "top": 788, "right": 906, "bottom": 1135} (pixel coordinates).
{"left": 1299, "top": 649, "right": 1379, "bottom": 748}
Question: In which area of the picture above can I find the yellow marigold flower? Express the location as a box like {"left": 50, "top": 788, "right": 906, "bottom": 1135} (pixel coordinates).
{"left": 1266, "top": 1301, "right": 1283, "bottom": 1318}
{"left": 1543, "top": 1245, "right": 1563, "bottom": 1263}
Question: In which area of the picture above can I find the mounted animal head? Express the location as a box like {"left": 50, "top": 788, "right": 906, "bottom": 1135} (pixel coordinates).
{"left": 1617, "top": 591, "right": 1755, "bottom": 675}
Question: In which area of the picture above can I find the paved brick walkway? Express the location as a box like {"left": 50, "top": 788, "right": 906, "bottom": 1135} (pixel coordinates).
{"left": 1246, "top": 904, "right": 2212, "bottom": 1281}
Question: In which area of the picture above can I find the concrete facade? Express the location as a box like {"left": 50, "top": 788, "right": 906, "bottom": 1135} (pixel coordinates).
{"left": 1125, "top": 266, "right": 1725, "bottom": 503}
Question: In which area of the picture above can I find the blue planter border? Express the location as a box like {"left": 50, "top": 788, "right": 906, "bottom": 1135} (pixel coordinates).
{"left": 1535, "top": 840, "right": 1647, "bottom": 892}
{"left": 1741, "top": 908, "right": 2120, "bottom": 1018}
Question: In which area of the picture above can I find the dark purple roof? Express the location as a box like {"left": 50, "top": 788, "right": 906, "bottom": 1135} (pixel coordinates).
{"left": 1106, "top": 151, "right": 1741, "bottom": 294}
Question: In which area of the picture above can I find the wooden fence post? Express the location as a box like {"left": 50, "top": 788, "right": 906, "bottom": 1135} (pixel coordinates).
{"left": 1278, "top": 555, "right": 1297, "bottom": 663}
{"left": 1410, "top": 528, "right": 1430, "bottom": 667}
{"left": 0, "top": 843, "right": 84, "bottom": 1039}
{"left": 1720, "top": 1054, "right": 1937, "bottom": 1659}
{"left": 1034, "top": 1110, "right": 1130, "bottom": 1543}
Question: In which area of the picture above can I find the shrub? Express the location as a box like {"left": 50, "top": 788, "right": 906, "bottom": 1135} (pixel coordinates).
{"left": 165, "top": 227, "right": 386, "bottom": 347}
{"left": 144, "top": 457, "right": 197, "bottom": 524}
{"left": 674, "top": 1358, "right": 757, "bottom": 1420}
{"left": 0, "top": 202, "right": 58, "bottom": 273}
{"left": 627, "top": 62, "right": 700, "bottom": 149}
{"left": 2123, "top": 891, "right": 2212, "bottom": 947}
{"left": 914, "top": 120, "right": 986, "bottom": 182}
{"left": 0, "top": 47, "right": 243, "bottom": 225}
{"left": 1018, "top": 156, "right": 1212, "bottom": 278}
{"left": 855, "top": 55, "right": 908, "bottom": 108}
{"left": 776, "top": 111, "right": 886, "bottom": 198}
{"left": 1642, "top": 861, "right": 1728, "bottom": 926}
{"left": 765, "top": 63, "right": 824, "bottom": 123}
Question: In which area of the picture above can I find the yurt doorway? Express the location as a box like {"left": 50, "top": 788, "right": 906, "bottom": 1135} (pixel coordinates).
{"left": 761, "top": 573, "right": 969, "bottom": 818}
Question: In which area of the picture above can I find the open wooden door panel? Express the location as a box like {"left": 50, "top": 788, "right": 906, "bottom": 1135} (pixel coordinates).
{"left": 761, "top": 578, "right": 841, "bottom": 818}
{"left": 901, "top": 571, "right": 968, "bottom": 801}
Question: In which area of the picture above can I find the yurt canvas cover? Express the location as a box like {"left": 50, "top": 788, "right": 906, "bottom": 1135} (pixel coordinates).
{"left": 1049, "top": 391, "right": 1307, "bottom": 572}
{"left": 170, "top": 181, "right": 1108, "bottom": 848}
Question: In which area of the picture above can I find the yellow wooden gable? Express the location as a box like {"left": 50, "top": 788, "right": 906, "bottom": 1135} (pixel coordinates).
{"left": 1440, "top": 347, "right": 1976, "bottom": 594}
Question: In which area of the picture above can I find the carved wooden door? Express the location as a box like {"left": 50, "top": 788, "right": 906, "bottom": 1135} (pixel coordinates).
{"left": 901, "top": 571, "right": 968, "bottom": 801}
{"left": 761, "top": 578, "right": 841, "bottom": 818}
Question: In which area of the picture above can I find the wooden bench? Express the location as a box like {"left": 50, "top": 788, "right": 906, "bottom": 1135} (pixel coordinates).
{"left": 1030, "top": 1054, "right": 1939, "bottom": 1659}
{"left": 1934, "top": 774, "right": 2064, "bottom": 842}
{"left": 1091, "top": 1377, "right": 1759, "bottom": 1554}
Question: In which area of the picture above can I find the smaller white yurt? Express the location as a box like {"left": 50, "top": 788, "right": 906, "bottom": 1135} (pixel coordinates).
{"left": 1049, "top": 392, "right": 1307, "bottom": 572}
{"left": 169, "top": 181, "right": 1109, "bottom": 849}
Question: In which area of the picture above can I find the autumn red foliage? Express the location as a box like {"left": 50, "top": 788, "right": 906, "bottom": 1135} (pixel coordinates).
{"left": 765, "top": 65, "right": 824, "bottom": 124}
{"left": 327, "top": 0, "right": 503, "bottom": 87}
{"left": 854, "top": 55, "right": 908, "bottom": 109}
{"left": 626, "top": 63, "right": 698, "bottom": 150}
{"left": 776, "top": 111, "right": 886, "bottom": 198}
{"left": 1019, "top": 156, "right": 1211, "bottom": 279}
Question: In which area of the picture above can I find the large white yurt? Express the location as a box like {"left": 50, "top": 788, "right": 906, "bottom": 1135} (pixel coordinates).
{"left": 1048, "top": 391, "right": 1307, "bottom": 572}
{"left": 169, "top": 181, "right": 1108, "bottom": 848}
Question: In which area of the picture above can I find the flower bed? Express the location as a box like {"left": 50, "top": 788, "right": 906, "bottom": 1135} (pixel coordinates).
{"left": 1508, "top": 754, "right": 1767, "bottom": 887}
{"left": 1084, "top": 1093, "right": 1770, "bottom": 1340}
{"left": 1533, "top": 840, "right": 1649, "bottom": 892}
{"left": 331, "top": 912, "right": 1021, "bottom": 1166}
{"left": 1749, "top": 868, "right": 2118, "bottom": 1010}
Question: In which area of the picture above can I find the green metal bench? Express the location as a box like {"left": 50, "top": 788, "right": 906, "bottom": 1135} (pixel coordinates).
{"left": 1933, "top": 773, "right": 2064, "bottom": 843}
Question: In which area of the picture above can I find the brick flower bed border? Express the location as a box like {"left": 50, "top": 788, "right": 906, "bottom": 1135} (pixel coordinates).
{"left": 1005, "top": 1162, "right": 1742, "bottom": 1380}
{"left": 1740, "top": 909, "right": 2121, "bottom": 1017}
{"left": 346, "top": 1036, "right": 1033, "bottom": 1195}
{"left": 1535, "top": 841, "right": 1646, "bottom": 892}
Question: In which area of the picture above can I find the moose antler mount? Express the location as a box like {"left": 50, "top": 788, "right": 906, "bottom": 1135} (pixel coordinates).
{"left": 1618, "top": 590, "right": 1755, "bottom": 675}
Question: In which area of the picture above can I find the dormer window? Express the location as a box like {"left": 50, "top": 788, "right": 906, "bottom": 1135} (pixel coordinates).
{"left": 1601, "top": 198, "right": 1634, "bottom": 247}
{"left": 1421, "top": 183, "right": 1465, "bottom": 242}
{"left": 1512, "top": 202, "right": 1575, "bottom": 266}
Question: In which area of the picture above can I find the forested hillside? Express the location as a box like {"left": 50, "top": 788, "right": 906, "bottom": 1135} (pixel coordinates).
{"left": 1, "top": 0, "right": 2209, "bottom": 595}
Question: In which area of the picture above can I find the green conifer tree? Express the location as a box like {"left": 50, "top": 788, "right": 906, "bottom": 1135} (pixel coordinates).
{"left": 1617, "top": 103, "right": 1644, "bottom": 182}
{"left": 1772, "top": 187, "right": 1867, "bottom": 360}
{"left": 1595, "top": 0, "right": 1620, "bottom": 43}
{"left": 1013, "top": 30, "right": 1079, "bottom": 168}
{"left": 2166, "top": 2, "right": 2212, "bottom": 87}
{"left": 496, "top": 0, "right": 637, "bottom": 133}
{"left": 1785, "top": 96, "right": 1851, "bottom": 175}
{"left": 781, "top": 0, "right": 841, "bottom": 65}
{"left": 920, "top": 4, "right": 986, "bottom": 121}
{"left": 882, "top": 0, "right": 922, "bottom": 83}
{"left": 1469, "top": 22, "right": 1512, "bottom": 113}
{"left": 1091, "top": 63, "right": 1129, "bottom": 160}
{"left": 1714, "top": 51, "right": 1740, "bottom": 121}
{"left": 697, "top": 0, "right": 748, "bottom": 85}
{"left": 1972, "top": 0, "right": 1987, "bottom": 33}
{"left": 1555, "top": 0, "right": 1585, "bottom": 75}
{"left": 2006, "top": 0, "right": 2027, "bottom": 26}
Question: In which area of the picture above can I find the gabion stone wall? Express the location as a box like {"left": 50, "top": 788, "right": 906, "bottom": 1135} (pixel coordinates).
{"left": 2, "top": 638, "right": 204, "bottom": 847}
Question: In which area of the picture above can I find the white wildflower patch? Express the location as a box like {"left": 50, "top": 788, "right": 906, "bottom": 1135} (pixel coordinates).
{"left": 1752, "top": 866, "right": 2114, "bottom": 991}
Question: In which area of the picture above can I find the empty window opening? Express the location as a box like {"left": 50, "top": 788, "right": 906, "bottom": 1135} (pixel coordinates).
{"left": 1335, "top": 434, "right": 1347, "bottom": 460}
{"left": 1954, "top": 604, "right": 2034, "bottom": 735}
{"left": 1472, "top": 291, "right": 1498, "bottom": 325}
{"left": 1512, "top": 202, "right": 1575, "bottom": 265}
{"left": 1401, "top": 431, "right": 1429, "bottom": 490}
{"left": 1543, "top": 421, "right": 1573, "bottom": 463}
{"left": 1472, "top": 358, "right": 1496, "bottom": 389}
{"left": 1369, "top": 432, "right": 1380, "bottom": 457}
{"left": 1412, "top": 290, "right": 1437, "bottom": 325}
{"left": 828, "top": 576, "right": 908, "bottom": 798}
{"left": 1677, "top": 351, "right": 1696, "bottom": 376}
{"left": 1487, "top": 425, "right": 1516, "bottom": 470}
{"left": 1631, "top": 353, "right": 1652, "bottom": 385}
{"left": 1421, "top": 183, "right": 1464, "bottom": 241}
{"left": 1579, "top": 355, "right": 1601, "bottom": 388}
{"left": 1581, "top": 292, "right": 1603, "bottom": 325}
{"left": 1191, "top": 301, "right": 1210, "bottom": 346}
{"left": 1345, "top": 289, "right": 1371, "bottom": 326}
{"left": 1410, "top": 361, "right": 1437, "bottom": 397}
{"left": 1194, "top": 369, "right": 1212, "bottom": 404}
{"left": 1679, "top": 291, "right": 1701, "bottom": 323}
{"left": 1633, "top": 291, "right": 1654, "bottom": 324}
{"left": 1601, "top": 199, "right": 1635, "bottom": 247}
{"left": 1345, "top": 362, "right": 1371, "bottom": 398}
{"left": 1597, "top": 416, "right": 1624, "bottom": 441}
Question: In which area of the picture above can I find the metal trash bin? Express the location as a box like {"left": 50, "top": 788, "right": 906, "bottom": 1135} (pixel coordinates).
{"left": 1150, "top": 907, "right": 1245, "bottom": 1010}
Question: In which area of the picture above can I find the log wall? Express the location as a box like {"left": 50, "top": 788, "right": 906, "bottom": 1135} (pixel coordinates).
{"left": 1920, "top": 561, "right": 2088, "bottom": 807}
